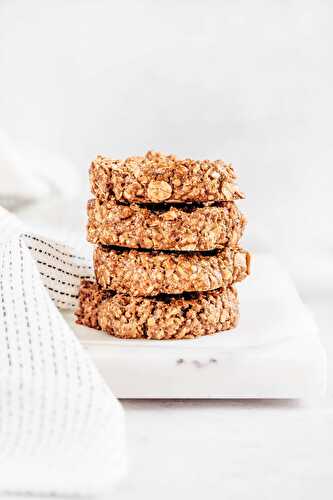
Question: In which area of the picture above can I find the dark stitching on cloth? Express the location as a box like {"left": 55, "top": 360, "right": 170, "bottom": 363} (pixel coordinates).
{"left": 40, "top": 271, "right": 78, "bottom": 287}
{"left": 51, "top": 297, "right": 77, "bottom": 308}
{"left": 19, "top": 238, "right": 35, "bottom": 372}
{"left": 27, "top": 245, "right": 91, "bottom": 270}
{"left": 23, "top": 233, "right": 85, "bottom": 260}
{"left": 46, "top": 285, "right": 78, "bottom": 299}
{"left": 36, "top": 259, "right": 92, "bottom": 279}
{"left": 8, "top": 246, "right": 24, "bottom": 371}
{"left": 44, "top": 285, "right": 58, "bottom": 376}
{"left": 0, "top": 242, "right": 11, "bottom": 367}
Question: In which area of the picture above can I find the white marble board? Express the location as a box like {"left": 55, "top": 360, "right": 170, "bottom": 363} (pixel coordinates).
{"left": 63, "top": 254, "right": 326, "bottom": 399}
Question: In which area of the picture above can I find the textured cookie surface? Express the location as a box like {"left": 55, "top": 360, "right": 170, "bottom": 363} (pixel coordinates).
{"left": 94, "top": 246, "right": 250, "bottom": 296}
{"left": 87, "top": 198, "right": 246, "bottom": 251}
{"left": 90, "top": 151, "right": 244, "bottom": 204}
{"left": 75, "top": 280, "right": 239, "bottom": 340}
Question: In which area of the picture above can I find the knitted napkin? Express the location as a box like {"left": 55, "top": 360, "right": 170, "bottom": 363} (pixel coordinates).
{"left": 0, "top": 207, "right": 126, "bottom": 496}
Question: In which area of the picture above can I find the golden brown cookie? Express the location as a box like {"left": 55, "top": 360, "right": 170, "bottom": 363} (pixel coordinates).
{"left": 75, "top": 280, "right": 239, "bottom": 340}
{"left": 94, "top": 246, "right": 250, "bottom": 296}
{"left": 90, "top": 151, "right": 244, "bottom": 204}
{"left": 87, "top": 198, "right": 246, "bottom": 251}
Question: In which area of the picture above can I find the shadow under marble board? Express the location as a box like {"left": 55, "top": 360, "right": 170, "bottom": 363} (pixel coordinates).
{"left": 63, "top": 254, "right": 326, "bottom": 399}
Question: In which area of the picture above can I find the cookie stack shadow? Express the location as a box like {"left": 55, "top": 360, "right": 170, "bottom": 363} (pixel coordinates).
{"left": 75, "top": 151, "right": 250, "bottom": 340}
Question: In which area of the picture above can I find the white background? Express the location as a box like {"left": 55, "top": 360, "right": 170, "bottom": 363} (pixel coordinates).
{"left": 0, "top": 0, "right": 332, "bottom": 264}
{"left": 1, "top": 3, "right": 333, "bottom": 499}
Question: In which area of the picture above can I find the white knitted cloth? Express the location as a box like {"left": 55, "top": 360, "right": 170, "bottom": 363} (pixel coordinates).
{"left": 0, "top": 207, "right": 126, "bottom": 495}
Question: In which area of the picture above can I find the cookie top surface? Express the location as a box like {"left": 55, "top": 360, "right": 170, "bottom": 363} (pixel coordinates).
{"left": 90, "top": 150, "right": 244, "bottom": 204}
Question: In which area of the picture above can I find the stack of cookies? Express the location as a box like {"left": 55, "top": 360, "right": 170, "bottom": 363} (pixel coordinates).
{"left": 76, "top": 151, "right": 250, "bottom": 340}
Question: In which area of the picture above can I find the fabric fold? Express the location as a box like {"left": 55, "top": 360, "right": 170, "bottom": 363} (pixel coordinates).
{"left": 0, "top": 208, "right": 126, "bottom": 496}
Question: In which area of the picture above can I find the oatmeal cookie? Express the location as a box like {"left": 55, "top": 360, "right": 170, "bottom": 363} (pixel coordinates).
{"left": 90, "top": 151, "right": 244, "bottom": 204}
{"left": 87, "top": 198, "right": 246, "bottom": 251}
{"left": 94, "top": 246, "right": 250, "bottom": 296}
{"left": 75, "top": 280, "right": 239, "bottom": 340}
